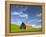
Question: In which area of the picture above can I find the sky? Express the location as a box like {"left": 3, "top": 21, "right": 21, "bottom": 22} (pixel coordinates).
{"left": 10, "top": 4, "right": 42, "bottom": 28}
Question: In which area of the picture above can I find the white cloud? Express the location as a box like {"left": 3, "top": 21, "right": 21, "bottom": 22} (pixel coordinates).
{"left": 32, "top": 24, "right": 41, "bottom": 28}
{"left": 19, "top": 14, "right": 28, "bottom": 19}
{"left": 11, "top": 11, "right": 28, "bottom": 19}
{"left": 15, "top": 6, "right": 28, "bottom": 12}
{"left": 11, "top": 18, "right": 22, "bottom": 25}
{"left": 11, "top": 12, "right": 23, "bottom": 15}
{"left": 36, "top": 13, "right": 41, "bottom": 17}
{"left": 28, "top": 19, "right": 38, "bottom": 23}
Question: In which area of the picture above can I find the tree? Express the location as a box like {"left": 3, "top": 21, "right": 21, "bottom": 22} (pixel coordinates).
{"left": 20, "top": 22, "right": 26, "bottom": 29}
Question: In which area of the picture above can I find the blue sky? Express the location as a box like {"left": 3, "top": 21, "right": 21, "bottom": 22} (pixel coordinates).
{"left": 11, "top": 4, "right": 42, "bottom": 28}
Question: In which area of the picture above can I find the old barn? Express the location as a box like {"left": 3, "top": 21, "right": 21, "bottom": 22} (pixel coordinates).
{"left": 20, "top": 22, "right": 32, "bottom": 30}
{"left": 26, "top": 24, "right": 32, "bottom": 30}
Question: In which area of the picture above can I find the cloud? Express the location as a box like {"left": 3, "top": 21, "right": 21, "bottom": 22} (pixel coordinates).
{"left": 11, "top": 11, "right": 28, "bottom": 19}
{"left": 28, "top": 13, "right": 41, "bottom": 24}
{"left": 28, "top": 20, "right": 34, "bottom": 23}
{"left": 11, "top": 11, "right": 28, "bottom": 24}
{"left": 28, "top": 18, "right": 41, "bottom": 25}
{"left": 11, "top": 12, "right": 22, "bottom": 15}
{"left": 32, "top": 24, "right": 41, "bottom": 28}
{"left": 36, "top": 13, "right": 41, "bottom": 17}
{"left": 11, "top": 18, "right": 22, "bottom": 25}
{"left": 15, "top": 6, "right": 28, "bottom": 12}
{"left": 19, "top": 14, "right": 28, "bottom": 19}
{"left": 15, "top": 19, "right": 22, "bottom": 25}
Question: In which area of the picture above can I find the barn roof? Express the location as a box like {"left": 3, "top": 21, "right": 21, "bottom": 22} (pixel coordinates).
{"left": 26, "top": 24, "right": 32, "bottom": 26}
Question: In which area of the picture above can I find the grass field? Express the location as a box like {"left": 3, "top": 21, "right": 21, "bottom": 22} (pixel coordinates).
{"left": 10, "top": 24, "right": 42, "bottom": 33}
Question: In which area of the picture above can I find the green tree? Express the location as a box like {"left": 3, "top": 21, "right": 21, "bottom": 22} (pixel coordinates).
{"left": 20, "top": 22, "right": 26, "bottom": 29}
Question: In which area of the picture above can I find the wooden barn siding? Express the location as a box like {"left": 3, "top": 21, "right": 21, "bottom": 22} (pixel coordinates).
{"left": 26, "top": 25, "right": 32, "bottom": 30}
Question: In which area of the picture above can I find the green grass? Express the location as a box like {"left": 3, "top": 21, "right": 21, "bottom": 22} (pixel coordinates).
{"left": 11, "top": 24, "right": 42, "bottom": 33}
{"left": 11, "top": 24, "right": 20, "bottom": 32}
{"left": 30, "top": 28, "right": 42, "bottom": 32}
